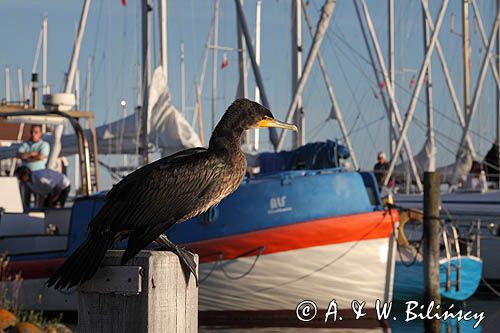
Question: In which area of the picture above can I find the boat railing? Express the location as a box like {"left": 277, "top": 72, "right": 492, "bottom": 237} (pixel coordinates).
{"left": 251, "top": 167, "right": 346, "bottom": 180}
{"left": 442, "top": 227, "right": 452, "bottom": 292}
{"left": 451, "top": 225, "right": 461, "bottom": 292}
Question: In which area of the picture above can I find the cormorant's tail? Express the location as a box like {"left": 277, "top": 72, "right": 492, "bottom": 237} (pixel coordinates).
{"left": 46, "top": 234, "right": 113, "bottom": 289}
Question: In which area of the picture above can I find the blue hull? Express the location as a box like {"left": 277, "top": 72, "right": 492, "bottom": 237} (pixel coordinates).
{"left": 394, "top": 256, "right": 483, "bottom": 301}
{"left": 10, "top": 168, "right": 383, "bottom": 262}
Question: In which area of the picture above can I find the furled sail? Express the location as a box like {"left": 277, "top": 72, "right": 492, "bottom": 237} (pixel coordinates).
{"left": 393, "top": 138, "right": 472, "bottom": 185}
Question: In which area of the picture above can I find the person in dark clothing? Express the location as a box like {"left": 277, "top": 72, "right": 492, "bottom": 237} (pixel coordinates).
{"left": 484, "top": 143, "right": 499, "bottom": 183}
{"left": 374, "top": 151, "right": 393, "bottom": 188}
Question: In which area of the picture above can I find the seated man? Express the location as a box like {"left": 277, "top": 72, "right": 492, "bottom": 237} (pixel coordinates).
{"left": 15, "top": 166, "right": 71, "bottom": 208}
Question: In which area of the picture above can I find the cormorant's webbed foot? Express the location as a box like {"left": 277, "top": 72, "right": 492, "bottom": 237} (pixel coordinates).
{"left": 154, "top": 234, "right": 198, "bottom": 287}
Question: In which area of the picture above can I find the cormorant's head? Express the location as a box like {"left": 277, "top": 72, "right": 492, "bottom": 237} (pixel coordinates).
{"left": 210, "top": 99, "right": 297, "bottom": 148}
{"left": 223, "top": 98, "right": 298, "bottom": 131}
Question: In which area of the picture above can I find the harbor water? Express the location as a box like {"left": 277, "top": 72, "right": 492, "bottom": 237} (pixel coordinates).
{"left": 200, "top": 291, "right": 500, "bottom": 332}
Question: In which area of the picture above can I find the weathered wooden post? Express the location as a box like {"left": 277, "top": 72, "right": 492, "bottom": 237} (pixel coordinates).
{"left": 423, "top": 171, "right": 441, "bottom": 333}
{"left": 78, "top": 250, "right": 198, "bottom": 333}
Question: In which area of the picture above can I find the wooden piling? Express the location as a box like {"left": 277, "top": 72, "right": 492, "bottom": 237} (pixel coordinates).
{"left": 423, "top": 171, "right": 441, "bottom": 333}
{"left": 78, "top": 250, "right": 198, "bottom": 333}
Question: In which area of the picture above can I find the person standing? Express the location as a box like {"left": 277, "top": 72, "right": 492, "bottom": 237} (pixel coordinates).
{"left": 373, "top": 151, "right": 393, "bottom": 188}
{"left": 16, "top": 124, "right": 50, "bottom": 208}
{"left": 17, "top": 124, "right": 50, "bottom": 171}
{"left": 15, "top": 166, "right": 71, "bottom": 208}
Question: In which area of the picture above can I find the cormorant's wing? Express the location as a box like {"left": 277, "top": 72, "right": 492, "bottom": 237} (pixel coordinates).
{"left": 90, "top": 146, "right": 227, "bottom": 235}
{"left": 104, "top": 147, "right": 208, "bottom": 203}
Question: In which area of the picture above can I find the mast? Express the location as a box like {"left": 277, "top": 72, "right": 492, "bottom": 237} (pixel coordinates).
{"left": 180, "top": 42, "right": 186, "bottom": 116}
{"left": 85, "top": 56, "right": 91, "bottom": 111}
{"left": 42, "top": 16, "right": 48, "bottom": 95}
{"left": 302, "top": 3, "right": 358, "bottom": 170}
{"left": 193, "top": 27, "right": 213, "bottom": 146}
{"left": 141, "top": 0, "right": 153, "bottom": 165}
{"left": 159, "top": 0, "right": 168, "bottom": 83}
{"left": 422, "top": 0, "right": 436, "bottom": 171}
{"left": 211, "top": 0, "right": 220, "bottom": 131}
{"left": 388, "top": 0, "right": 395, "bottom": 158}
{"left": 234, "top": 0, "right": 278, "bottom": 148}
{"left": 253, "top": 0, "right": 262, "bottom": 151}
{"left": 381, "top": 0, "right": 448, "bottom": 190}
{"left": 48, "top": 0, "right": 91, "bottom": 170}
{"left": 4, "top": 67, "right": 10, "bottom": 102}
{"left": 236, "top": 0, "right": 249, "bottom": 144}
{"left": 28, "top": 28, "right": 43, "bottom": 98}
{"left": 463, "top": 0, "right": 471, "bottom": 120}
{"left": 291, "top": 0, "right": 304, "bottom": 148}
{"left": 276, "top": 0, "right": 337, "bottom": 151}
{"left": 75, "top": 69, "right": 80, "bottom": 110}
{"left": 17, "top": 68, "right": 24, "bottom": 102}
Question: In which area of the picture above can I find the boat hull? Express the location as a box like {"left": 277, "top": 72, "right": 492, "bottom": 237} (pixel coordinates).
{"left": 395, "top": 191, "right": 500, "bottom": 281}
{"left": 197, "top": 237, "right": 395, "bottom": 312}
{"left": 394, "top": 256, "right": 482, "bottom": 301}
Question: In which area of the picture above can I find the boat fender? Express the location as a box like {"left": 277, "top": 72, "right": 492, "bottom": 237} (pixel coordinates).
{"left": 200, "top": 206, "right": 219, "bottom": 225}
{"left": 397, "top": 209, "right": 423, "bottom": 247}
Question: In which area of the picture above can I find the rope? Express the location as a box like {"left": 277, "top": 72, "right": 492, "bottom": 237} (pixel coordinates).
{"left": 199, "top": 246, "right": 266, "bottom": 283}
{"left": 219, "top": 246, "right": 266, "bottom": 280}
{"left": 396, "top": 238, "right": 422, "bottom": 267}
{"left": 481, "top": 277, "right": 500, "bottom": 297}
{"left": 199, "top": 254, "right": 222, "bottom": 284}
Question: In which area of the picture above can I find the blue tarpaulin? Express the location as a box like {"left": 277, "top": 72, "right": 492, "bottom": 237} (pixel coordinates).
{"left": 258, "top": 140, "right": 350, "bottom": 174}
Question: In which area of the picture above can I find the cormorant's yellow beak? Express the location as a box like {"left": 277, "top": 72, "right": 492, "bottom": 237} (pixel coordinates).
{"left": 256, "top": 116, "right": 298, "bottom": 131}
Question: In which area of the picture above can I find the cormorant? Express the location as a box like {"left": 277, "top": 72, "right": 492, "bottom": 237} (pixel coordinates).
{"left": 47, "top": 98, "right": 297, "bottom": 289}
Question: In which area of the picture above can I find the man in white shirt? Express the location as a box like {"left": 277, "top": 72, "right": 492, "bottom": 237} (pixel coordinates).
{"left": 15, "top": 166, "right": 71, "bottom": 208}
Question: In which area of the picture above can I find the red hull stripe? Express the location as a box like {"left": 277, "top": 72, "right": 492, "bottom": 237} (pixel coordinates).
{"left": 185, "top": 210, "right": 397, "bottom": 263}
{"left": 8, "top": 210, "right": 397, "bottom": 279}
{"left": 7, "top": 258, "right": 66, "bottom": 280}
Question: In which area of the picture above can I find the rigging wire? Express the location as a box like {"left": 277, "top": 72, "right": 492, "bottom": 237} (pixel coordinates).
{"left": 325, "top": 20, "right": 498, "bottom": 151}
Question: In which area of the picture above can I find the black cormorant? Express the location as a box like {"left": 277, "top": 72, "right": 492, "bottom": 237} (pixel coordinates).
{"left": 47, "top": 98, "right": 297, "bottom": 289}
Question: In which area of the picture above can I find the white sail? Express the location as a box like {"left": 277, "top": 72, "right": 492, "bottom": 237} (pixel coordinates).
{"left": 394, "top": 139, "right": 472, "bottom": 185}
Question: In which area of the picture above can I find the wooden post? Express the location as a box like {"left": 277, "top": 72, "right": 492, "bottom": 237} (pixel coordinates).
{"left": 423, "top": 171, "right": 441, "bottom": 333}
{"left": 78, "top": 250, "right": 198, "bottom": 333}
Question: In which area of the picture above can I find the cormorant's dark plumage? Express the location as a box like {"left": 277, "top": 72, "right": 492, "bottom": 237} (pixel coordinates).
{"left": 47, "top": 99, "right": 296, "bottom": 289}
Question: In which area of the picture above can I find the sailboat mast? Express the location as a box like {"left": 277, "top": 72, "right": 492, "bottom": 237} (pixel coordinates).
{"left": 388, "top": 0, "right": 395, "bottom": 159}
{"left": 211, "top": 0, "right": 220, "bottom": 132}
{"left": 463, "top": 0, "right": 471, "bottom": 119}
{"left": 4, "top": 67, "right": 10, "bottom": 102}
{"left": 276, "top": 0, "right": 337, "bottom": 151}
{"left": 253, "top": 0, "right": 262, "bottom": 151}
{"left": 159, "top": 0, "right": 168, "bottom": 83}
{"left": 48, "top": 0, "right": 90, "bottom": 170}
{"left": 17, "top": 68, "right": 24, "bottom": 102}
{"left": 422, "top": 0, "right": 436, "bottom": 172}
{"left": 85, "top": 56, "right": 91, "bottom": 111}
{"left": 141, "top": 0, "right": 153, "bottom": 165}
{"left": 291, "top": 0, "right": 304, "bottom": 148}
{"left": 181, "top": 42, "right": 186, "bottom": 116}
{"left": 42, "top": 16, "right": 48, "bottom": 95}
{"left": 236, "top": 0, "right": 249, "bottom": 144}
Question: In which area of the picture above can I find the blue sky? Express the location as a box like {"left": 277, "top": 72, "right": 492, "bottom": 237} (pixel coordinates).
{"left": 1, "top": 0, "right": 500, "bottom": 188}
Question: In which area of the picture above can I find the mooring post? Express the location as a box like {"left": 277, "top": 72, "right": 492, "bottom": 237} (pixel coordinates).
{"left": 423, "top": 171, "right": 441, "bottom": 333}
{"left": 78, "top": 250, "right": 198, "bottom": 333}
